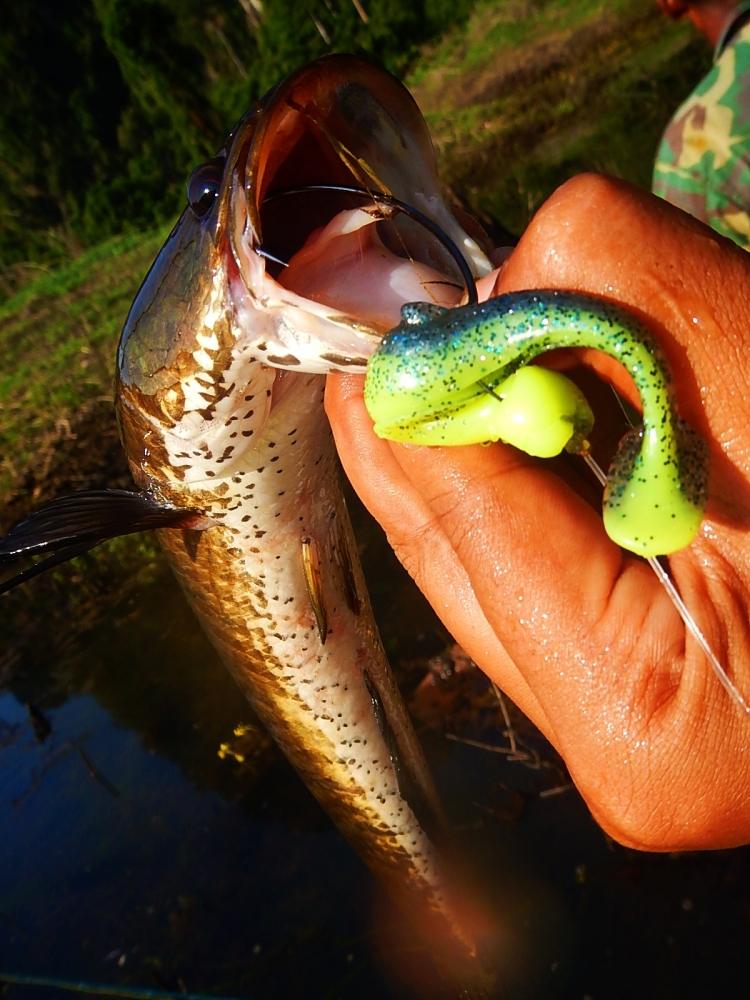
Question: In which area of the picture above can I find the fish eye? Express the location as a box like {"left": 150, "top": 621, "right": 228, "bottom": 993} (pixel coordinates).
{"left": 187, "top": 156, "right": 225, "bottom": 218}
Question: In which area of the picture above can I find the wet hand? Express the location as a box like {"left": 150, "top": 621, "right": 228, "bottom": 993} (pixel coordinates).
{"left": 325, "top": 174, "right": 750, "bottom": 852}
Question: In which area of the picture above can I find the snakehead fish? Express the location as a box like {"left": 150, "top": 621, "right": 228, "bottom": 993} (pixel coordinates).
{"left": 109, "top": 56, "right": 496, "bottom": 989}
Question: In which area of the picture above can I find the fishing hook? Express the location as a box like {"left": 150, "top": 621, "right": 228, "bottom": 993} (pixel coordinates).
{"left": 258, "top": 183, "right": 479, "bottom": 305}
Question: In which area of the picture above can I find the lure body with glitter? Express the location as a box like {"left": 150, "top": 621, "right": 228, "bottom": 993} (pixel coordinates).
{"left": 364, "top": 290, "right": 708, "bottom": 559}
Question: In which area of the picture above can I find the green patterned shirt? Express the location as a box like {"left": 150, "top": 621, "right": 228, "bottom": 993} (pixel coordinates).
{"left": 653, "top": 5, "right": 750, "bottom": 249}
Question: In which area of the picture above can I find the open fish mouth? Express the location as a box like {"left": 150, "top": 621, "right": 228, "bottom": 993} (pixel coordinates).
{"left": 115, "top": 54, "right": 498, "bottom": 488}
{"left": 216, "top": 54, "right": 493, "bottom": 373}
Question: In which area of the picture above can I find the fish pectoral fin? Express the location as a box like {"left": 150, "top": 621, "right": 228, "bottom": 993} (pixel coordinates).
{"left": 300, "top": 535, "right": 328, "bottom": 645}
{"left": 0, "top": 489, "right": 202, "bottom": 594}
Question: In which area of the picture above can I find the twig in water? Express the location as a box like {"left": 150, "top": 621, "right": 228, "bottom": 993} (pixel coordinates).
{"left": 538, "top": 783, "right": 574, "bottom": 799}
{"left": 491, "top": 682, "right": 518, "bottom": 755}
{"left": 74, "top": 741, "right": 120, "bottom": 798}
{"left": 444, "top": 731, "right": 542, "bottom": 768}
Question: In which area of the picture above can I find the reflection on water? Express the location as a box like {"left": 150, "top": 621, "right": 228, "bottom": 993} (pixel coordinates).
{"left": 0, "top": 571, "right": 398, "bottom": 999}
{"left": 1, "top": 513, "right": 750, "bottom": 999}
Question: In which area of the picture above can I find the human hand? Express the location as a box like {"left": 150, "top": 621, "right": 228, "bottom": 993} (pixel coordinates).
{"left": 325, "top": 174, "right": 750, "bottom": 852}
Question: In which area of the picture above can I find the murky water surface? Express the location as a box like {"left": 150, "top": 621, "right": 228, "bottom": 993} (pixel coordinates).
{"left": 1, "top": 520, "right": 748, "bottom": 999}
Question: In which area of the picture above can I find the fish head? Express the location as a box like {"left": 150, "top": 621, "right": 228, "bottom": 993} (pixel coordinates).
{"left": 116, "top": 54, "right": 492, "bottom": 501}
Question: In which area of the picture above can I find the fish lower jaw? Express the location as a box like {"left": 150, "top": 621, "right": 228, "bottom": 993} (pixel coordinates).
{"left": 230, "top": 273, "right": 381, "bottom": 375}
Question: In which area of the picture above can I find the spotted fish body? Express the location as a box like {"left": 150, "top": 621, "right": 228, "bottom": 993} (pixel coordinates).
{"left": 119, "top": 301, "right": 478, "bottom": 985}
{"left": 365, "top": 291, "right": 708, "bottom": 557}
{"left": 135, "top": 370, "right": 449, "bottom": 901}
{"left": 115, "top": 55, "right": 494, "bottom": 987}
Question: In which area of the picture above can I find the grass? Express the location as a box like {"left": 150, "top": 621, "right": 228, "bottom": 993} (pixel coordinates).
{"left": 409, "top": 0, "right": 633, "bottom": 81}
{"left": 0, "top": 229, "right": 169, "bottom": 647}
{"left": 0, "top": 229, "right": 166, "bottom": 499}
{"left": 408, "top": 0, "right": 708, "bottom": 235}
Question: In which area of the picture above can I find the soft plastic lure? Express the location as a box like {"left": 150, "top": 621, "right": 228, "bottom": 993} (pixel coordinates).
{"left": 364, "top": 290, "right": 708, "bottom": 559}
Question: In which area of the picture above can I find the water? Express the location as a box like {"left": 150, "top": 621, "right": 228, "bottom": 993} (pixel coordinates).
{"left": 1, "top": 519, "right": 749, "bottom": 999}
{"left": 0, "top": 578, "right": 395, "bottom": 999}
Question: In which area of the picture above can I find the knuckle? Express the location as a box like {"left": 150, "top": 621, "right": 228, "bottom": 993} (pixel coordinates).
{"left": 525, "top": 173, "right": 631, "bottom": 257}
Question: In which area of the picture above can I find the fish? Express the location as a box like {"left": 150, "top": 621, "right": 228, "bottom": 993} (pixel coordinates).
{"left": 1, "top": 55, "right": 498, "bottom": 993}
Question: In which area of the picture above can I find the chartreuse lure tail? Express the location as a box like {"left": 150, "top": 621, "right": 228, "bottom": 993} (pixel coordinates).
{"left": 364, "top": 292, "right": 708, "bottom": 558}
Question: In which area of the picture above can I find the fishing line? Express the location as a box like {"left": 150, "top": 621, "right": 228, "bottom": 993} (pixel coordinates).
{"left": 254, "top": 247, "right": 289, "bottom": 268}
{"left": 579, "top": 450, "right": 749, "bottom": 713}
{"left": 259, "top": 183, "right": 479, "bottom": 305}
{"left": 598, "top": 382, "right": 748, "bottom": 709}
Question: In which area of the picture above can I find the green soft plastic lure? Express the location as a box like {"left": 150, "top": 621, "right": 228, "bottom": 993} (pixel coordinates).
{"left": 364, "top": 291, "right": 708, "bottom": 558}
